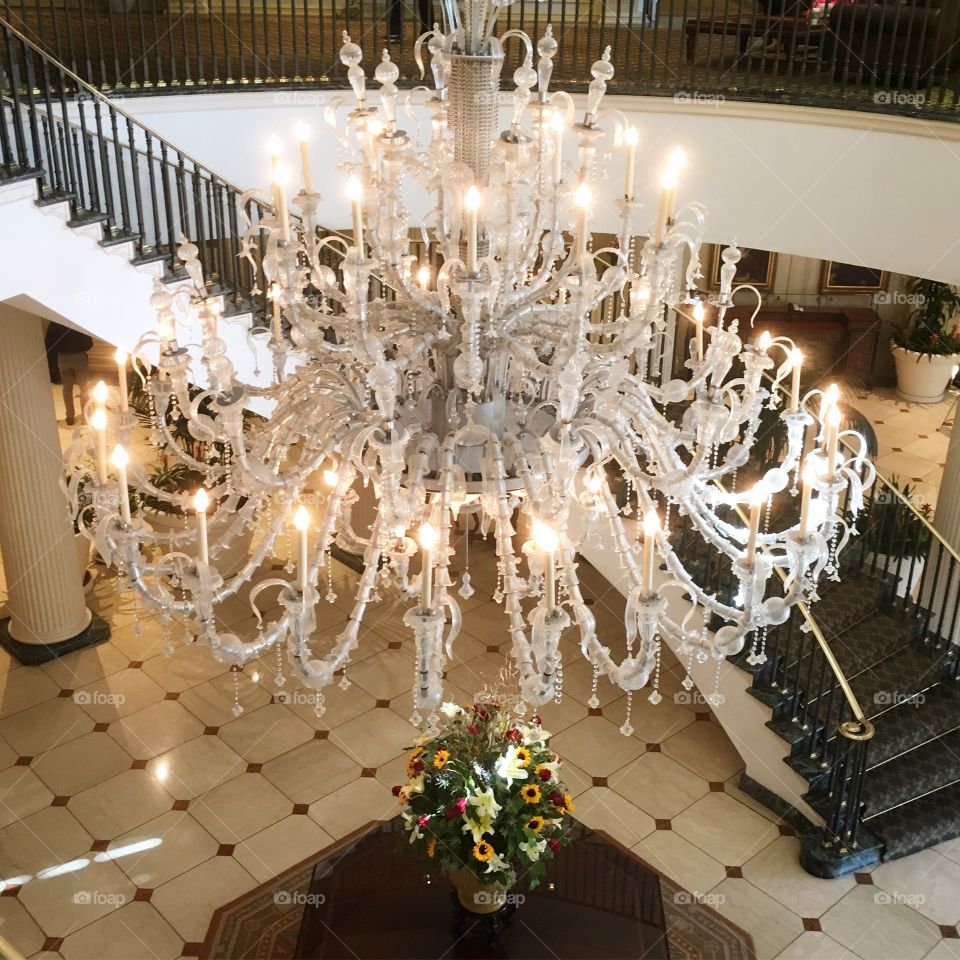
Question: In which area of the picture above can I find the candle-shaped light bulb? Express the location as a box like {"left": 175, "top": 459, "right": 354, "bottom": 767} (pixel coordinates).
{"left": 110, "top": 444, "right": 131, "bottom": 524}
{"left": 624, "top": 125, "right": 639, "bottom": 200}
{"left": 692, "top": 300, "right": 706, "bottom": 362}
{"left": 549, "top": 109, "right": 565, "bottom": 183}
{"left": 746, "top": 483, "right": 765, "bottom": 561}
{"left": 821, "top": 382, "right": 839, "bottom": 419}
{"left": 798, "top": 460, "right": 817, "bottom": 540}
{"left": 418, "top": 522, "right": 439, "bottom": 613}
{"left": 464, "top": 185, "right": 482, "bottom": 274}
{"left": 272, "top": 162, "right": 291, "bottom": 243}
{"left": 789, "top": 348, "right": 803, "bottom": 411}
{"left": 293, "top": 504, "right": 310, "bottom": 594}
{"left": 269, "top": 283, "right": 282, "bottom": 341}
{"left": 292, "top": 120, "right": 314, "bottom": 194}
{"left": 825, "top": 405, "right": 842, "bottom": 480}
{"left": 758, "top": 331, "right": 772, "bottom": 352}
{"left": 642, "top": 510, "right": 660, "bottom": 594}
{"left": 417, "top": 264, "right": 431, "bottom": 290}
{"left": 91, "top": 406, "right": 108, "bottom": 484}
{"left": 533, "top": 519, "right": 559, "bottom": 613}
{"left": 668, "top": 146, "right": 688, "bottom": 173}
{"left": 266, "top": 133, "right": 282, "bottom": 171}
{"left": 346, "top": 175, "right": 365, "bottom": 254}
{"left": 585, "top": 472, "right": 602, "bottom": 495}
{"left": 193, "top": 488, "right": 210, "bottom": 565}
{"left": 655, "top": 167, "right": 678, "bottom": 246}
{"left": 322, "top": 468, "right": 339, "bottom": 488}
{"left": 574, "top": 182, "right": 592, "bottom": 260}
{"left": 93, "top": 379, "right": 109, "bottom": 405}
{"left": 114, "top": 349, "right": 129, "bottom": 412}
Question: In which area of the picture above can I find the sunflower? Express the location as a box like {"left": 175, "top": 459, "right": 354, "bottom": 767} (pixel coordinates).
{"left": 521, "top": 784, "right": 541, "bottom": 804}
{"left": 514, "top": 746, "right": 531, "bottom": 768}
{"left": 405, "top": 749, "right": 423, "bottom": 777}
{"left": 562, "top": 792, "right": 575, "bottom": 813}
{"left": 525, "top": 815, "right": 545, "bottom": 833}
{"left": 433, "top": 748, "right": 450, "bottom": 770}
{"left": 426, "top": 838, "right": 437, "bottom": 859}
{"left": 473, "top": 840, "right": 494, "bottom": 862}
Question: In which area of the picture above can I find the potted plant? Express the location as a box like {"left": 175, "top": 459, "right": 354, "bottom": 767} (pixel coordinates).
{"left": 394, "top": 699, "right": 573, "bottom": 915}
{"left": 891, "top": 278, "right": 960, "bottom": 403}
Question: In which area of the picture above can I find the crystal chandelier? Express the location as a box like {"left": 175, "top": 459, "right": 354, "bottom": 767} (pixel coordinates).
{"left": 65, "top": 2, "right": 875, "bottom": 729}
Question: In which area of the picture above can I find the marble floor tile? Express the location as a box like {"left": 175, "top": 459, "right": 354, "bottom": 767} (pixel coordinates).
{"left": 742, "top": 836, "right": 855, "bottom": 917}
{"left": 146, "top": 737, "right": 245, "bottom": 801}
{"left": 923, "top": 942, "right": 960, "bottom": 960}
{"left": 68, "top": 770, "right": 173, "bottom": 839}
{"left": 217, "top": 704, "right": 314, "bottom": 764}
{"left": 608, "top": 752, "right": 710, "bottom": 819}
{"left": 820, "top": 885, "right": 941, "bottom": 960}
{"left": 631, "top": 829, "right": 727, "bottom": 895}
{"left": 151, "top": 856, "right": 256, "bottom": 941}
{"left": 661, "top": 719, "right": 745, "bottom": 782}
{"left": 710, "top": 877, "right": 806, "bottom": 960}
{"left": 572, "top": 787, "right": 656, "bottom": 848}
{"left": 0, "top": 807, "right": 92, "bottom": 879}
{"left": 260, "top": 738, "right": 361, "bottom": 805}
{"left": 872, "top": 848, "right": 960, "bottom": 926}
{"left": 549, "top": 716, "right": 645, "bottom": 778}
{"left": 607, "top": 691, "right": 697, "bottom": 744}
{"left": 73, "top": 670, "right": 166, "bottom": 724}
{"left": 0, "top": 897, "right": 46, "bottom": 957}
{"left": 672, "top": 793, "right": 781, "bottom": 866}
{"left": 32, "top": 732, "right": 132, "bottom": 797}
{"left": 773, "top": 931, "right": 861, "bottom": 960}
{"left": 329, "top": 708, "right": 418, "bottom": 769}
{"left": 38, "top": 644, "right": 129, "bottom": 692}
{"left": 108, "top": 810, "right": 219, "bottom": 889}
{"left": 234, "top": 815, "right": 333, "bottom": 884}
{"left": 140, "top": 645, "right": 230, "bottom": 694}
{"left": 190, "top": 773, "right": 294, "bottom": 844}
{"left": 0, "top": 669, "right": 59, "bottom": 720}
{"left": 308, "top": 777, "right": 396, "bottom": 839}
{"left": 0, "top": 768, "right": 54, "bottom": 829}
{"left": 59, "top": 901, "right": 183, "bottom": 960}
{"left": 177, "top": 670, "right": 272, "bottom": 728}
{"left": 106, "top": 700, "right": 204, "bottom": 760}
{"left": 0, "top": 698, "right": 94, "bottom": 757}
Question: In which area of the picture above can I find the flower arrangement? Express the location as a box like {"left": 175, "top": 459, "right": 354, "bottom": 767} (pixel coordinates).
{"left": 394, "top": 699, "right": 573, "bottom": 891}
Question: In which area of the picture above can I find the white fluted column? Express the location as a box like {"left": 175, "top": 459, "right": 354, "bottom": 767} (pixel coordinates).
{"left": 0, "top": 303, "right": 93, "bottom": 655}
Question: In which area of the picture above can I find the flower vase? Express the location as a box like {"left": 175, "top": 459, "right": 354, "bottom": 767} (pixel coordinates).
{"left": 448, "top": 868, "right": 510, "bottom": 915}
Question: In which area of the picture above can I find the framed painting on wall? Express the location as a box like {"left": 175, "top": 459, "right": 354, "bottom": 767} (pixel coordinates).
{"left": 820, "top": 261, "right": 889, "bottom": 294}
{"left": 708, "top": 246, "right": 778, "bottom": 290}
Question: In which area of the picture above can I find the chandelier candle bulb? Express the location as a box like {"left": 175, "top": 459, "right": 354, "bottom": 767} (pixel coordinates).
{"left": 820, "top": 382, "right": 839, "bottom": 424}
{"left": 642, "top": 511, "right": 660, "bottom": 594}
{"left": 293, "top": 121, "right": 314, "bottom": 195}
{"left": 266, "top": 134, "right": 282, "bottom": 174}
{"left": 655, "top": 169, "right": 676, "bottom": 246}
{"left": 418, "top": 522, "right": 439, "bottom": 613}
{"left": 746, "top": 484, "right": 765, "bottom": 561}
{"left": 114, "top": 349, "right": 129, "bottom": 411}
{"left": 825, "top": 405, "right": 841, "bottom": 480}
{"left": 550, "top": 111, "right": 564, "bottom": 183}
{"left": 193, "top": 489, "right": 210, "bottom": 565}
{"left": 110, "top": 445, "right": 131, "bottom": 524}
{"left": 272, "top": 163, "right": 292, "bottom": 243}
{"left": 417, "top": 265, "right": 431, "bottom": 290}
{"left": 533, "top": 520, "right": 560, "bottom": 612}
{"left": 91, "top": 407, "right": 108, "bottom": 484}
{"left": 464, "top": 185, "right": 481, "bottom": 273}
{"left": 692, "top": 301, "right": 706, "bottom": 362}
{"left": 574, "top": 183, "right": 592, "bottom": 262}
{"left": 293, "top": 505, "right": 310, "bottom": 594}
{"left": 93, "top": 379, "right": 109, "bottom": 406}
{"left": 346, "top": 175, "right": 365, "bottom": 255}
{"left": 798, "top": 461, "right": 816, "bottom": 540}
{"left": 624, "top": 126, "right": 638, "bottom": 200}
{"left": 789, "top": 348, "right": 803, "bottom": 411}
{"left": 270, "top": 285, "right": 282, "bottom": 341}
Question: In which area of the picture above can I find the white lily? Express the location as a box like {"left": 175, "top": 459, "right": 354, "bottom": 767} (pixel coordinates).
{"left": 401, "top": 811, "right": 422, "bottom": 843}
{"left": 494, "top": 746, "right": 529, "bottom": 787}
{"left": 440, "top": 701, "right": 464, "bottom": 718}
{"left": 519, "top": 835, "right": 547, "bottom": 861}
{"left": 461, "top": 815, "right": 492, "bottom": 843}
{"left": 467, "top": 785, "right": 502, "bottom": 820}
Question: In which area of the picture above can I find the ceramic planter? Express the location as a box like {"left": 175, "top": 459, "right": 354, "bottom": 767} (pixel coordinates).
{"left": 891, "top": 345, "right": 960, "bottom": 404}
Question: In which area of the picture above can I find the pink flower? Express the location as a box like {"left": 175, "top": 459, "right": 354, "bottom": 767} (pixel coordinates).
{"left": 417, "top": 814, "right": 430, "bottom": 828}
{"left": 506, "top": 728, "right": 522, "bottom": 741}
{"left": 455, "top": 797, "right": 468, "bottom": 813}
{"left": 468, "top": 724, "right": 479, "bottom": 735}
{"left": 548, "top": 838, "right": 561, "bottom": 853}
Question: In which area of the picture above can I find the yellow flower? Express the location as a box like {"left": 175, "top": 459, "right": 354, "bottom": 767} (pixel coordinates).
{"left": 562, "top": 792, "right": 575, "bottom": 813}
{"left": 521, "top": 784, "right": 541, "bottom": 804}
{"left": 473, "top": 840, "right": 494, "bottom": 862}
{"left": 396, "top": 787, "right": 409, "bottom": 804}
{"left": 433, "top": 748, "right": 450, "bottom": 770}
{"left": 526, "top": 816, "right": 545, "bottom": 833}
{"left": 427, "top": 838, "right": 437, "bottom": 859}
{"left": 514, "top": 746, "right": 531, "bottom": 768}
{"left": 406, "top": 749, "right": 423, "bottom": 777}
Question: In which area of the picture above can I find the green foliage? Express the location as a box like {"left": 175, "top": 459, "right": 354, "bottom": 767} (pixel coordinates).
{"left": 892, "top": 278, "right": 960, "bottom": 356}
{"left": 858, "top": 476, "right": 932, "bottom": 561}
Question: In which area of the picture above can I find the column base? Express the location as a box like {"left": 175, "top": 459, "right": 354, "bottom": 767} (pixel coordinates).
{"left": 0, "top": 615, "right": 111, "bottom": 666}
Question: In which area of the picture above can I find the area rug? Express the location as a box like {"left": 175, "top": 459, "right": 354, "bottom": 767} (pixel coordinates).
{"left": 202, "top": 820, "right": 755, "bottom": 960}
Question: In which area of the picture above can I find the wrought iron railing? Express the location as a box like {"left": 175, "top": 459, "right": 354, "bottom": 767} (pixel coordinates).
{"left": 0, "top": 15, "right": 276, "bottom": 314}
{"left": 3, "top": 0, "right": 959, "bottom": 119}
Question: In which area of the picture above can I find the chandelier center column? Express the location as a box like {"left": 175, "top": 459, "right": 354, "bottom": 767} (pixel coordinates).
{"left": 0, "top": 303, "right": 108, "bottom": 665}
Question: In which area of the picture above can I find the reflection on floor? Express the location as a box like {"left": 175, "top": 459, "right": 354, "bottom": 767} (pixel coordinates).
{"left": 0, "top": 382, "right": 956, "bottom": 960}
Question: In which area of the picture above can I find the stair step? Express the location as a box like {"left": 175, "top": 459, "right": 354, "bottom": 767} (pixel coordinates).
{"left": 812, "top": 572, "right": 891, "bottom": 639}
{"left": 864, "top": 727, "right": 960, "bottom": 815}
{"left": 868, "top": 677, "right": 960, "bottom": 765}
{"left": 867, "top": 778, "right": 960, "bottom": 861}
{"left": 100, "top": 227, "right": 141, "bottom": 249}
{"left": 66, "top": 209, "right": 110, "bottom": 229}
{"left": 0, "top": 164, "right": 42, "bottom": 185}
{"left": 852, "top": 646, "right": 945, "bottom": 721}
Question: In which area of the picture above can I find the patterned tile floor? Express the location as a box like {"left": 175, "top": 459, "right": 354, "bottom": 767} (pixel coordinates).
{"left": 0, "top": 386, "right": 958, "bottom": 960}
